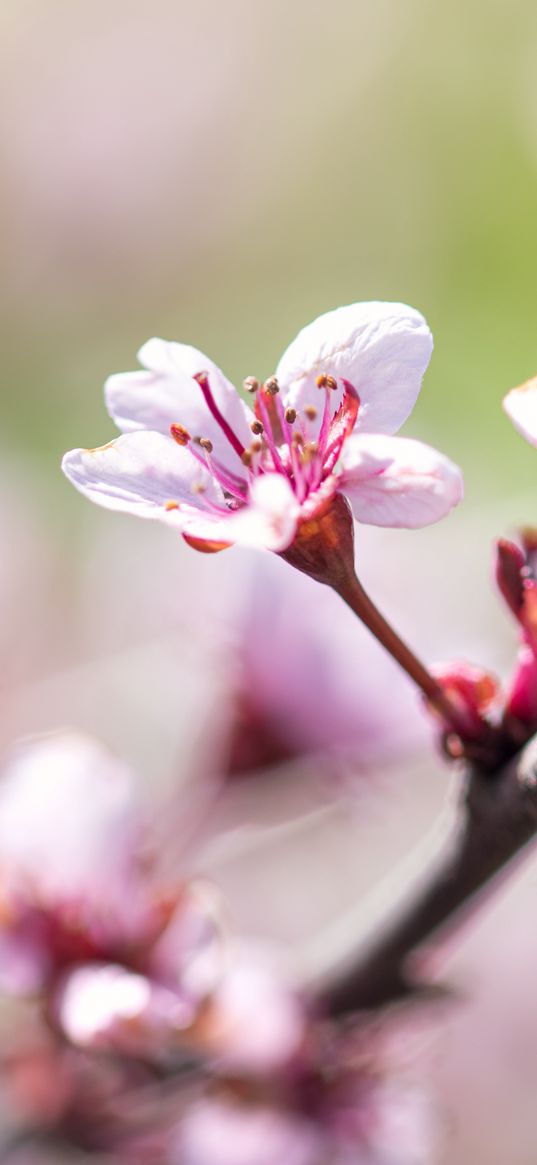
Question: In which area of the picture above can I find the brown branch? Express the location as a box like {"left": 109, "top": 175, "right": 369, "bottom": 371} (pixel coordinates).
{"left": 321, "top": 735, "right": 537, "bottom": 1016}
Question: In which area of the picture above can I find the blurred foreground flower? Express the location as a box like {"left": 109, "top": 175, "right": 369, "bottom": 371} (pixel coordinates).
{"left": 0, "top": 734, "right": 434, "bottom": 1164}
{"left": 62, "top": 301, "right": 462, "bottom": 556}
{"left": 222, "top": 551, "right": 428, "bottom": 778}
{"left": 0, "top": 734, "right": 224, "bottom": 1051}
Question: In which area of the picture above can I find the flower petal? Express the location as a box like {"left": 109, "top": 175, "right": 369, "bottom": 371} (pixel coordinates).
{"left": 105, "top": 337, "right": 254, "bottom": 475}
{"left": 0, "top": 734, "right": 141, "bottom": 911}
{"left": 503, "top": 376, "right": 537, "bottom": 446}
{"left": 55, "top": 963, "right": 193, "bottom": 1053}
{"left": 276, "top": 301, "right": 433, "bottom": 437}
{"left": 182, "top": 474, "right": 300, "bottom": 553}
{"left": 62, "top": 430, "right": 226, "bottom": 522}
{"left": 63, "top": 435, "right": 299, "bottom": 551}
{"left": 175, "top": 1099, "right": 320, "bottom": 1165}
{"left": 340, "top": 433, "right": 463, "bottom": 528}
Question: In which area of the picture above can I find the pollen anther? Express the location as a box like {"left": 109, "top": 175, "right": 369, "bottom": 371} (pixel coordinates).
{"left": 199, "top": 438, "right": 214, "bottom": 454}
{"left": 304, "top": 405, "right": 318, "bottom": 421}
{"left": 264, "top": 376, "right": 280, "bottom": 396}
{"left": 243, "top": 376, "right": 259, "bottom": 394}
{"left": 316, "top": 373, "right": 337, "bottom": 391}
{"left": 170, "top": 424, "right": 191, "bottom": 446}
{"left": 302, "top": 441, "right": 319, "bottom": 463}
{"left": 284, "top": 407, "right": 297, "bottom": 424}
{"left": 250, "top": 420, "right": 264, "bottom": 435}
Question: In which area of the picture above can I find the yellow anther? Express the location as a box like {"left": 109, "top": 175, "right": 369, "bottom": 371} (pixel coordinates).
{"left": 316, "top": 373, "right": 337, "bottom": 390}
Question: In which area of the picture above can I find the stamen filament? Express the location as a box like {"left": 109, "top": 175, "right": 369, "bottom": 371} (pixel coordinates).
{"left": 317, "top": 387, "right": 332, "bottom": 462}
{"left": 255, "top": 392, "right": 287, "bottom": 475}
{"left": 194, "top": 372, "right": 247, "bottom": 461}
{"left": 188, "top": 442, "right": 247, "bottom": 502}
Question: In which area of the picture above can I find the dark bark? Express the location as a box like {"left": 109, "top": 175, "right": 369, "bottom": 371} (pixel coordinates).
{"left": 322, "top": 736, "right": 537, "bottom": 1015}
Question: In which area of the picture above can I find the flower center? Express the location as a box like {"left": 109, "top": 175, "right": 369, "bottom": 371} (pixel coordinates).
{"left": 170, "top": 372, "right": 360, "bottom": 512}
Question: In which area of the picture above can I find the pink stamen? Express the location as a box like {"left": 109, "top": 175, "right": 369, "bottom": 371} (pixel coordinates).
{"left": 186, "top": 439, "right": 247, "bottom": 502}
{"left": 194, "top": 372, "right": 247, "bottom": 461}
{"left": 255, "top": 392, "right": 287, "bottom": 475}
{"left": 322, "top": 379, "right": 360, "bottom": 477}
{"left": 190, "top": 492, "right": 232, "bottom": 517}
{"left": 317, "top": 387, "right": 333, "bottom": 461}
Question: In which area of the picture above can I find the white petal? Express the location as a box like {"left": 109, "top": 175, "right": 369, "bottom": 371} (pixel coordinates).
{"left": 63, "top": 434, "right": 299, "bottom": 551}
{"left": 503, "top": 376, "right": 537, "bottom": 446}
{"left": 276, "top": 301, "right": 433, "bottom": 437}
{"left": 201, "top": 951, "right": 305, "bottom": 1074}
{"left": 105, "top": 337, "right": 254, "bottom": 475}
{"left": 62, "top": 430, "right": 226, "bottom": 524}
{"left": 340, "top": 433, "right": 463, "bottom": 528}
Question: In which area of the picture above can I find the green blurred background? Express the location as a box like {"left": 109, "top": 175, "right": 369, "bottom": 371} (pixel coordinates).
{"left": 2, "top": 12, "right": 537, "bottom": 1160}
{"left": 2, "top": 0, "right": 537, "bottom": 508}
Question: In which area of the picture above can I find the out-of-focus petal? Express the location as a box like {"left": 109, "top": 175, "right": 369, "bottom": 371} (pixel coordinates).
{"left": 175, "top": 1099, "right": 320, "bottom": 1165}
{"left": 105, "top": 337, "right": 254, "bottom": 475}
{"left": 194, "top": 950, "right": 305, "bottom": 1074}
{"left": 503, "top": 376, "right": 537, "bottom": 447}
{"left": 62, "top": 431, "right": 226, "bottom": 523}
{"left": 55, "top": 963, "right": 193, "bottom": 1053}
{"left": 339, "top": 434, "right": 463, "bottom": 528}
{"left": 0, "top": 735, "right": 142, "bottom": 920}
{"left": 276, "top": 302, "right": 433, "bottom": 438}
{"left": 152, "top": 881, "right": 227, "bottom": 1004}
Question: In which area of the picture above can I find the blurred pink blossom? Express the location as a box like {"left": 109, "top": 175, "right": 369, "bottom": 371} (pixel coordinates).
{"left": 172, "top": 1022, "right": 433, "bottom": 1165}
{"left": 0, "top": 734, "right": 225, "bottom": 1053}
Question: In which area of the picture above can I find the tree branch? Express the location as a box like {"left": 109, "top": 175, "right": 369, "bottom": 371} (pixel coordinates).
{"left": 321, "top": 735, "right": 537, "bottom": 1016}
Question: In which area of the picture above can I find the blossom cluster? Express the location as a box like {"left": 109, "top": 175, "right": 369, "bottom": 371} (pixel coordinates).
{"left": 1, "top": 297, "right": 536, "bottom": 1163}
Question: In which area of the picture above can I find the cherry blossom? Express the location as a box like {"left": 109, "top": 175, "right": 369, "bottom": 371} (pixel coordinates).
{"left": 171, "top": 1022, "right": 433, "bottom": 1165}
{"left": 503, "top": 374, "right": 537, "bottom": 446}
{"left": 62, "top": 302, "right": 463, "bottom": 555}
{"left": 0, "top": 734, "right": 225, "bottom": 1052}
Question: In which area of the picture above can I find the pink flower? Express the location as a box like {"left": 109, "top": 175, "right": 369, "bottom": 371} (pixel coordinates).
{"left": 495, "top": 534, "right": 537, "bottom": 732}
{"left": 172, "top": 1024, "right": 433, "bottom": 1165}
{"left": 503, "top": 375, "right": 537, "bottom": 445}
{"left": 0, "top": 734, "right": 225, "bottom": 1053}
{"left": 62, "top": 302, "right": 463, "bottom": 555}
{"left": 221, "top": 549, "right": 429, "bottom": 777}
